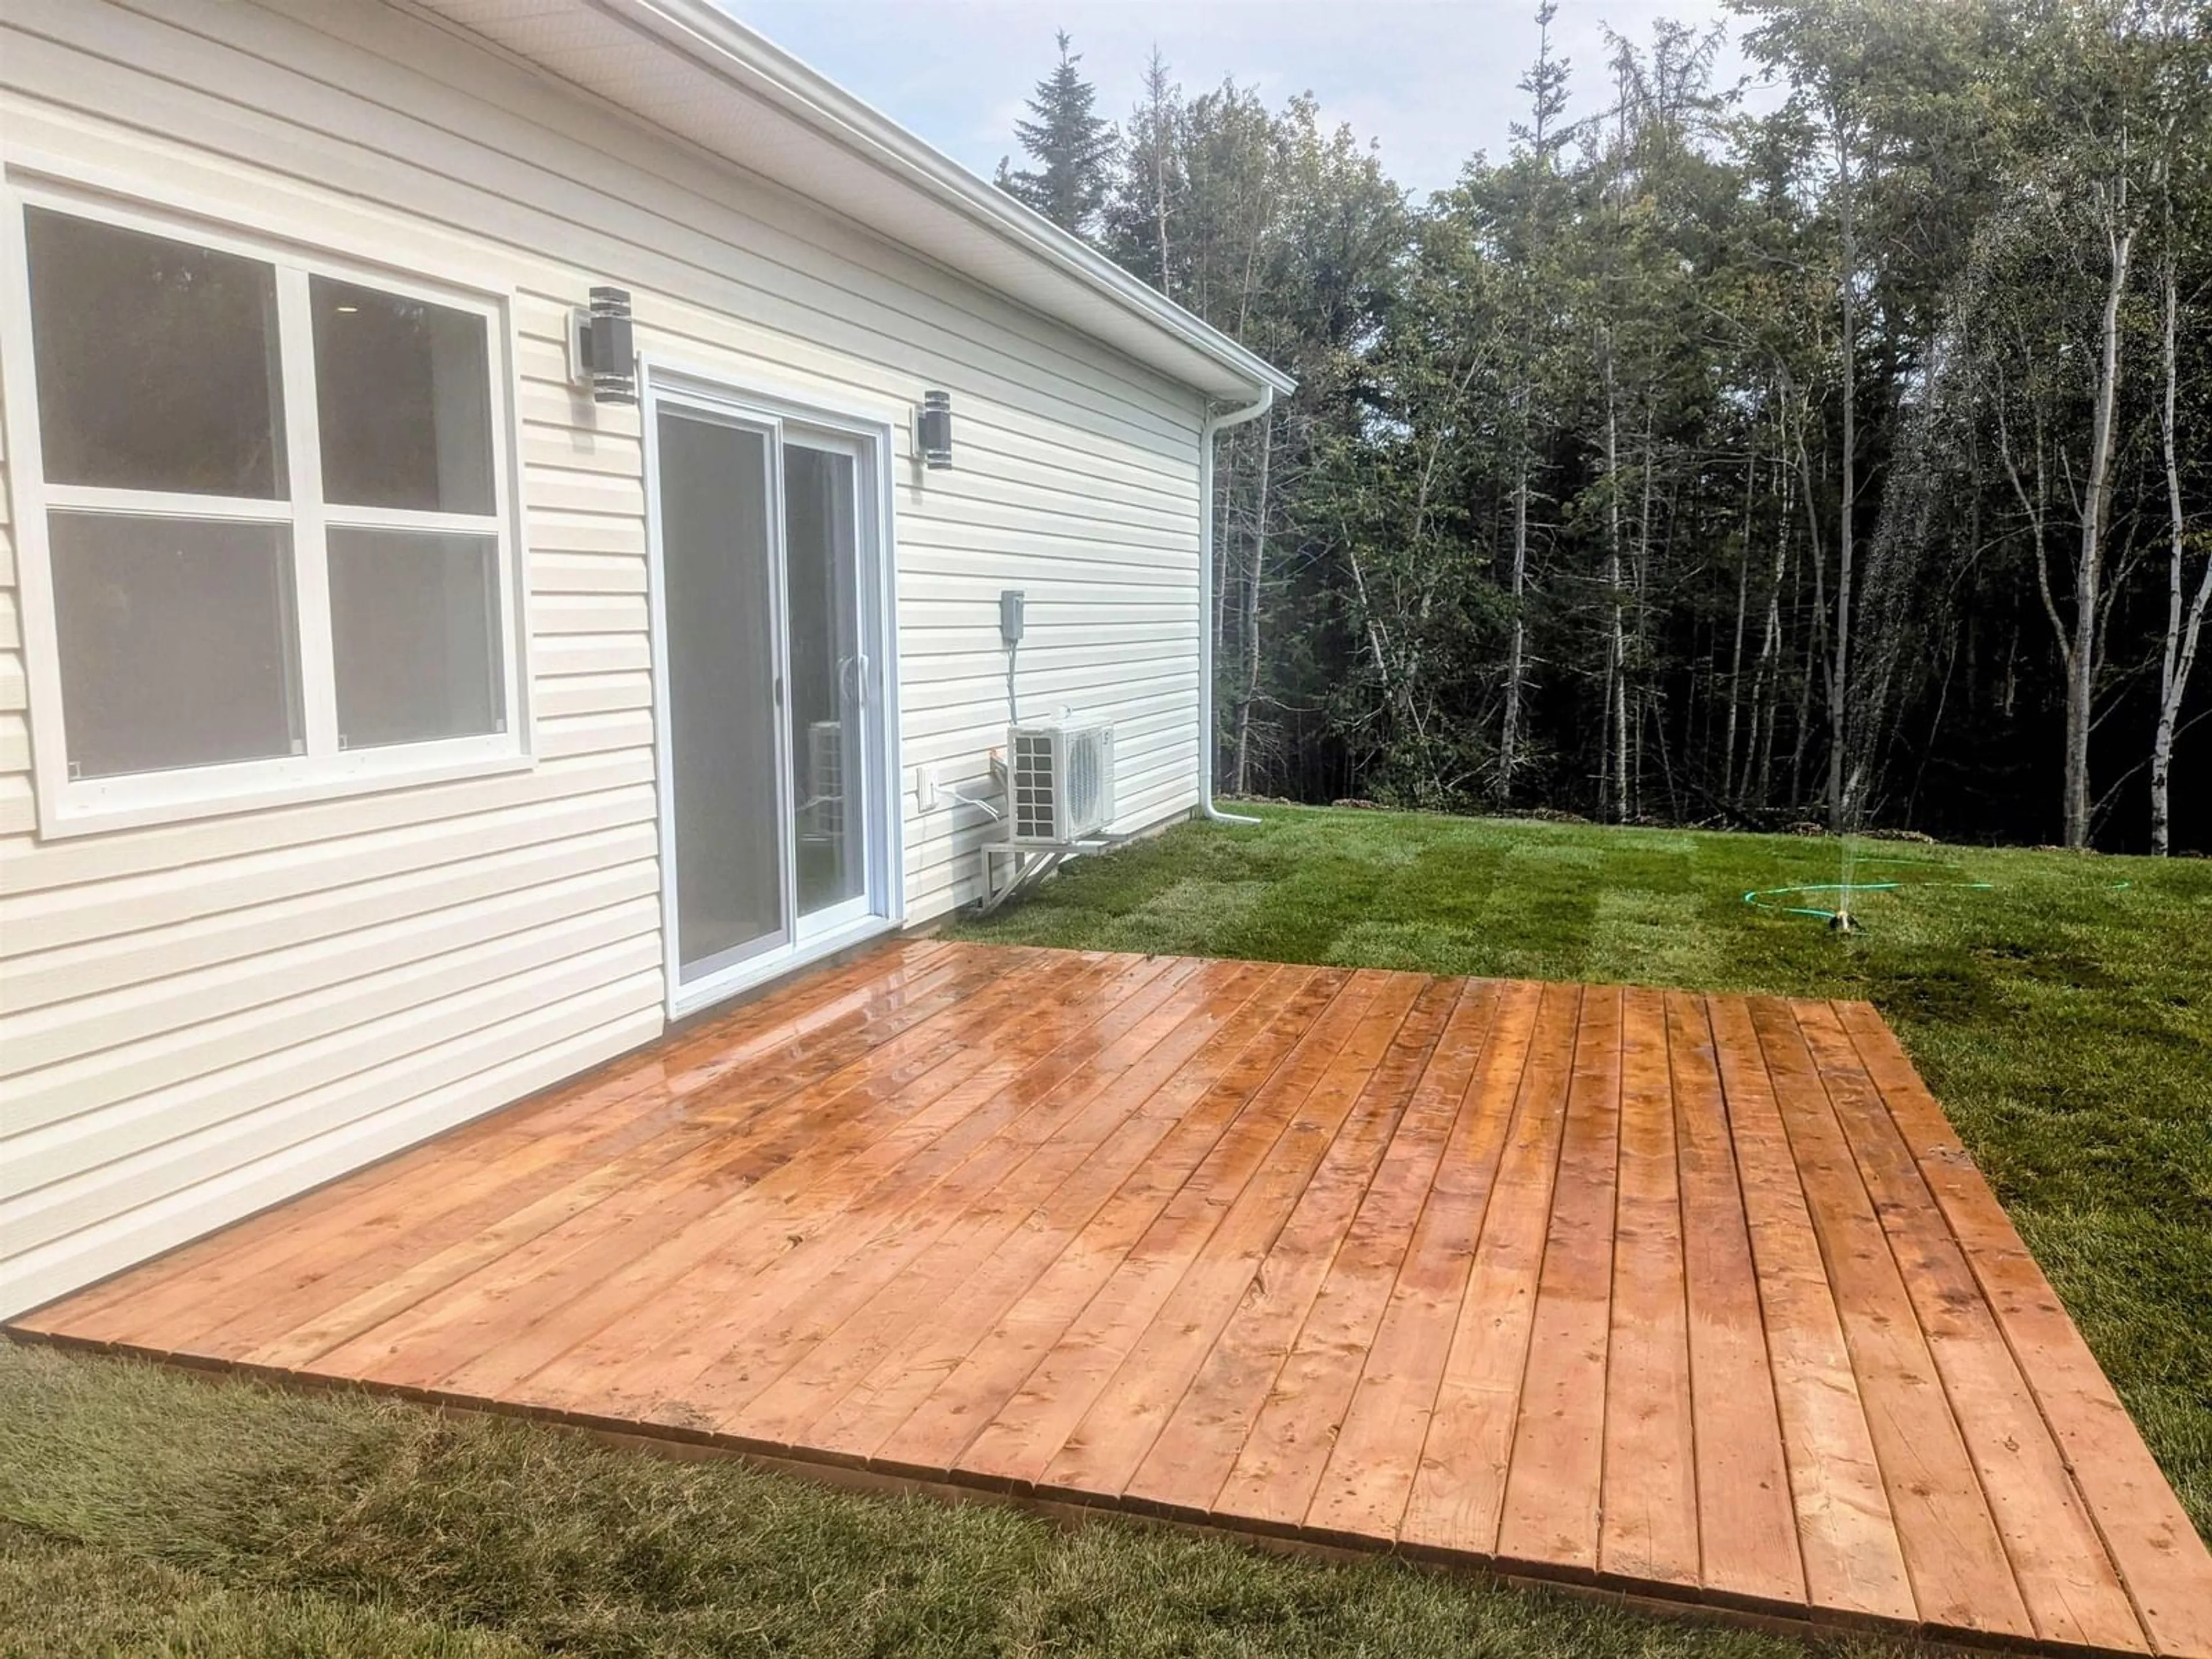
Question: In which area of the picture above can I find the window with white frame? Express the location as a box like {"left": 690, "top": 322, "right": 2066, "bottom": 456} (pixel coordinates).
{"left": 12, "top": 200, "right": 520, "bottom": 821}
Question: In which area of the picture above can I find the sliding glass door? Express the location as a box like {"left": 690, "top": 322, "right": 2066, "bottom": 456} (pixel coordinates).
{"left": 649, "top": 381, "right": 891, "bottom": 1012}
{"left": 656, "top": 407, "right": 789, "bottom": 979}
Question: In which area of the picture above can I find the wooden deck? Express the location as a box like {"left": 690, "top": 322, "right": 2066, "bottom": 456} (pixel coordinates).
{"left": 14, "top": 941, "right": 2211, "bottom": 1656}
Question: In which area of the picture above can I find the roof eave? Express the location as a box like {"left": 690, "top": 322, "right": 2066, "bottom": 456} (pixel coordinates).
{"left": 601, "top": 0, "right": 1296, "bottom": 402}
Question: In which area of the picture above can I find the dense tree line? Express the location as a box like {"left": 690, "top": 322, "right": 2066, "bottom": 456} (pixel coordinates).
{"left": 995, "top": 0, "right": 2211, "bottom": 851}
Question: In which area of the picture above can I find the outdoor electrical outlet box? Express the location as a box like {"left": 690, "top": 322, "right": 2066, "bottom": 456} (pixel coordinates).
{"left": 999, "top": 589, "right": 1025, "bottom": 648}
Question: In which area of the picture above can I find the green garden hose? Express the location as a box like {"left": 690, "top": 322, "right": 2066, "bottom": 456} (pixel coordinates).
{"left": 1742, "top": 858, "right": 1995, "bottom": 925}
{"left": 1742, "top": 854, "right": 2128, "bottom": 927}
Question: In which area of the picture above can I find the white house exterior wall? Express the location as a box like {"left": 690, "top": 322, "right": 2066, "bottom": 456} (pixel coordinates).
{"left": 0, "top": 0, "right": 1211, "bottom": 1319}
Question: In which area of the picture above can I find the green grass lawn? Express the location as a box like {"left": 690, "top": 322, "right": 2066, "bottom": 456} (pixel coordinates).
{"left": 6, "top": 806, "right": 2207, "bottom": 1657}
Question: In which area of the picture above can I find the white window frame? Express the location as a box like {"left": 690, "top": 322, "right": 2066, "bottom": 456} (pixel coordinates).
{"left": 0, "top": 180, "right": 531, "bottom": 838}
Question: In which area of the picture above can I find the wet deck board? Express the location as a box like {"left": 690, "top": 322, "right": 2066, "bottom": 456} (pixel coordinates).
{"left": 13, "top": 940, "right": 2210, "bottom": 1657}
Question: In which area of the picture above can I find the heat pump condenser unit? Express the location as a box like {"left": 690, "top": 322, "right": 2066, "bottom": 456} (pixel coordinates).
{"left": 804, "top": 719, "right": 845, "bottom": 844}
{"left": 1008, "top": 722, "right": 1115, "bottom": 844}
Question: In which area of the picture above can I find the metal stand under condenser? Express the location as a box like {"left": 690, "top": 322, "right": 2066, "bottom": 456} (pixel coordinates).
{"left": 979, "top": 836, "right": 1105, "bottom": 915}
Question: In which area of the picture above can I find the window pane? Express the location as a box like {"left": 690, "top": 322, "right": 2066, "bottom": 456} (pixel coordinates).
{"left": 25, "top": 209, "right": 286, "bottom": 498}
{"left": 328, "top": 528, "right": 503, "bottom": 748}
{"left": 785, "top": 444, "right": 865, "bottom": 919}
{"left": 313, "top": 278, "right": 494, "bottom": 513}
{"left": 49, "top": 512, "right": 302, "bottom": 778}
{"left": 659, "top": 412, "right": 784, "bottom": 974}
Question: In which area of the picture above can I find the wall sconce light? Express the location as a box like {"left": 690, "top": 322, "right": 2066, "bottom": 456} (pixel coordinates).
{"left": 567, "top": 286, "right": 637, "bottom": 405}
{"left": 916, "top": 389, "right": 953, "bottom": 469}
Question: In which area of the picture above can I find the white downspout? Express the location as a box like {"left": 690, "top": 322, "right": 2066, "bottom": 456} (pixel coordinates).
{"left": 1198, "top": 385, "right": 1275, "bottom": 824}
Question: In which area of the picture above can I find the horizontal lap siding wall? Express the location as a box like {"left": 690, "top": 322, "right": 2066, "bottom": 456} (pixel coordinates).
{"left": 0, "top": 0, "right": 1207, "bottom": 1318}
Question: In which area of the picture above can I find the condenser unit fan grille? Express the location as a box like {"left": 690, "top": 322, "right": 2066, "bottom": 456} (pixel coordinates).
{"left": 1063, "top": 732, "right": 1104, "bottom": 830}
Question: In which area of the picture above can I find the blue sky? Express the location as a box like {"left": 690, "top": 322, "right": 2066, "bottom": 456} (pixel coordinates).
{"left": 725, "top": 0, "right": 1760, "bottom": 200}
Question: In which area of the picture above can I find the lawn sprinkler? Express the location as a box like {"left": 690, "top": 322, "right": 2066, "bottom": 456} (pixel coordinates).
{"left": 1741, "top": 858, "right": 1995, "bottom": 931}
{"left": 1739, "top": 878, "right": 1899, "bottom": 927}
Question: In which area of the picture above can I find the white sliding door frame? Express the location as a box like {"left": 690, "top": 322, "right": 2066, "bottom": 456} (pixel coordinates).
{"left": 781, "top": 422, "right": 876, "bottom": 943}
{"left": 642, "top": 362, "right": 904, "bottom": 1020}
{"left": 648, "top": 393, "right": 793, "bottom": 990}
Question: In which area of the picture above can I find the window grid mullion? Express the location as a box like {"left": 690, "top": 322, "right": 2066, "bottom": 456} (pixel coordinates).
{"left": 321, "top": 506, "right": 505, "bottom": 535}
{"left": 274, "top": 263, "right": 338, "bottom": 758}
{"left": 39, "top": 484, "right": 297, "bottom": 521}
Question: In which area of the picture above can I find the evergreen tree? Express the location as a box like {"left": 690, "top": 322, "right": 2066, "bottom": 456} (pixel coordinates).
{"left": 997, "top": 32, "right": 1119, "bottom": 238}
{"left": 988, "top": 2, "right": 2212, "bottom": 849}
{"left": 1103, "top": 48, "right": 1185, "bottom": 297}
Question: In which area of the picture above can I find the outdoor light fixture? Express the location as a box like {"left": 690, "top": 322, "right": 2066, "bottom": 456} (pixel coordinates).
{"left": 917, "top": 389, "right": 953, "bottom": 469}
{"left": 567, "top": 286, "right": 637, "bottom": 405}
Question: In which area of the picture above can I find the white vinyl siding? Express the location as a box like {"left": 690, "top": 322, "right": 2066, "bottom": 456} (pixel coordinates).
{"left": 0, "top": 0, "right": 1208, "bottom": 1317}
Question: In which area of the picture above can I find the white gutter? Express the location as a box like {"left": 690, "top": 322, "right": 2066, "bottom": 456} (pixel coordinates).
{"left": 1198, "top": 387, "right": 1277, "bottom": 824}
